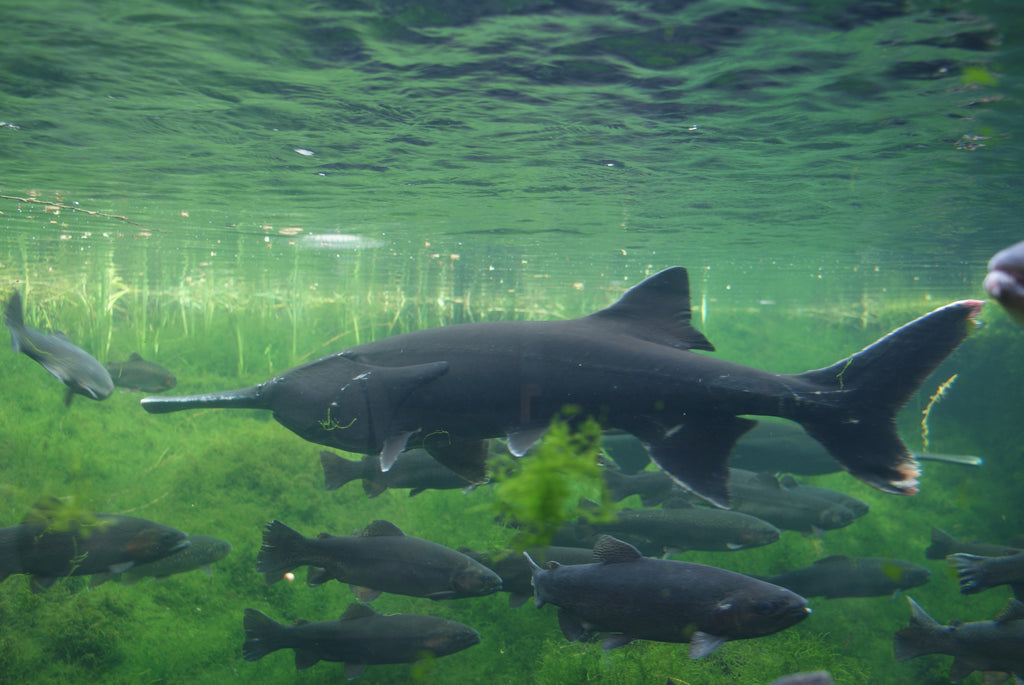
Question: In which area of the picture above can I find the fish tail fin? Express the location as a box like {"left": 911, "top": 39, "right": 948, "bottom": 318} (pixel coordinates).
{"left": 893, "top": 596, "right": 942, "bottom": 662}
{"left": 256, "top": 520, "right": 305, "bottom": 582}
{"left": 794, "top": 300, "right": 983, "bottom": 497}
{"left": 140, "top": 384, "right": 268, "bottom": 414}
{"left": 319, "top": 451, "right": 364, "bottom": 491}
{"left": 242, "top": 608, "right": 288, "bottom": 661}
{"left": 4, "top": 291, "right": 24, "bottom": 352}
{"left": 947, "top": 553, "right": 990, "bottom": 595}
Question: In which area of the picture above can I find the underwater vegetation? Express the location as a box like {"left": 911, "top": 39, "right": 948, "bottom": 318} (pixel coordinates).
{"left": 0, "top": 245, "right": 1019, "bottom": 685}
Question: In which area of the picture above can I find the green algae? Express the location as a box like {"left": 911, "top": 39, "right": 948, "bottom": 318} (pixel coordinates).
{"left": 490, "top": 409, "right": 616, "bottom": 551}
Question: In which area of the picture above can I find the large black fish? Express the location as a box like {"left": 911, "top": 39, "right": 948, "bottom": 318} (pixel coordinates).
{"left": 5, "top": 291, "right": 114, "bottom": 405}
{"left": 242, "top": 603, "right": 480, "bottom": 677}
{"left": 527, "top": 535, "right": 810, "bottom": 657}
{"left": 0, "top": 499, "right": 189, "bottom": 591}
{"left": 105, "top": 352, "right": 177, "bottom": 393}
{"left": 141, "top": 267, "right": 981, "bottom": 508}
{"left": 894, "top": 597, "right": 1024, "bottom": 682}
{"left": 760, "top": 555, "right": 930, "bottom": 599}
{"left": 256, "top": 519, "right": 501, "bottom": 601}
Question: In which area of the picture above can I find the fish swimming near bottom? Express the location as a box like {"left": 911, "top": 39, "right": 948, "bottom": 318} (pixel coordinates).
{"left": 321, "top": 448, "right": 475, "bottom": 498}
{"left": 105, "top": 352, "right": 177, "bottom": 393}
{"left": 948, "top": 552, "right": 1024, "bottom": 599}
{"left": 141, "top": 267, "right": 982, "bottom": 509}
{"left": 894, "top": 596, "right": 1024, "bottom": 683}
{"left": 527, "top": 535, "right": 810, "bottom": 658}
{"left": 925, "top": 527, "right": 1021, "bottom": 560}
{"left": 0, "top": 498, "right": 189, "bottom": 592}
{"left": 242, "top": 604, "right": 480, "bottom": 677}
{"left": 256, "top": 519, "right": 501, "bottom": 601}
{"left": 92, "top": 534, "right": 232, "bottom": 586}
{"left": 4, "top": 291, "right": 113, "bottom": 405}
{"left": 760, "top": 555, "right": 930, "bottom": 599}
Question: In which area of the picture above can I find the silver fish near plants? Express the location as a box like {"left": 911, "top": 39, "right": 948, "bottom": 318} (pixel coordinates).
{"left": 104, "top": 352, "right": 177, "bottom": 393}
{"left": 4, "top": 291, "right": 114, "bottom": 405}
{"left": 242, "top": 604, "right": 480, "bottom": 677}
{"left": 894, "top": 597, "right": 1024, "bottom": 682}
{"left": 141, "top": 267, "right": 981, "bottom": 508}
{"left": 256, "top": 519, "right": 501, "bottom": 601}
{"left": 526, "top": 535, "right": 810, "bottom": 658}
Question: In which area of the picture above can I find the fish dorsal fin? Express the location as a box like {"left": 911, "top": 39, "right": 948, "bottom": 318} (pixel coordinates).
{"left": 815, "top": 555, "right": 850, "bottom": 564}
{"left": 341, "top": 602, "right": 378, "bottom": 621}
{"left": 362, "top": 519, "right": 404, "bottom": 537}
{"left": 128, "top": 352, "right": 144, "bottom": 361}
{"left": 593, "top": 535, "right": 643, "bottom": 563}
{"left": 584, "top": 267, "right": 714, "bottom": 352}
{"left": 995, "top": 599, "right": 1024, "bottom": 623}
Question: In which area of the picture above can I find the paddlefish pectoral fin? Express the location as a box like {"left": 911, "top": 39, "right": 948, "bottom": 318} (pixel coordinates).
{"left": 794, "top": 299, "right": 983, "bottom": 498}
{"left": 642, "top": 414, "right": 758, "bottom": 509}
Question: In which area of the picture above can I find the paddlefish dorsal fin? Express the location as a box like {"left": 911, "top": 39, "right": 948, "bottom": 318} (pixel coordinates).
{"left": 593, "top": 535, "right": 643, "bottom": 563}
{"left": 585, "top": 267, "right": 714, "bottom": 352}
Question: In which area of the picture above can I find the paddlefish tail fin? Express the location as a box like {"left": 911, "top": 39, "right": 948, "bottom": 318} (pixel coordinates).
{"left": 140, "top": 384, "right": 267, "bottom": 413}
{"left": 242, "top": 608, "right": 288, "bottom": 662}
{"left": 794, "top": 300, "right": 983, "bottom": 497}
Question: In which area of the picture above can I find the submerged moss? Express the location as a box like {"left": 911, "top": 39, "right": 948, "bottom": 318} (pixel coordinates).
{"left": 490, "top": 409, "right": 616, "bottom": 551}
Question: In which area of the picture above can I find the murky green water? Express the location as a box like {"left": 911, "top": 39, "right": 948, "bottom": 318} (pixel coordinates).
{"left": 1, "top": 1, "right": 1022, "bottom": 683}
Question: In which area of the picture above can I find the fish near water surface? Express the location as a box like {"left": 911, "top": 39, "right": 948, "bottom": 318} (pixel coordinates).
{"left": 141, "top": 266, "right": 982, "bottom": 508}
{"left": 4, "top": 291, "right": 114, "bottom": 405}
{"left": 242, "top": 603, "right": 480, "bottom": 677}
{"left": 894, "top": 596, "right": 1024, "bottom": 683}
{"left": 984, "top": 239, "right": 1024, "bottom": 326}
{"left": 256, "top": 519, "right": 501, "bottom": 601}
{"left": 527, "top": 535, "right": 810, "bottom": 658}
{"left": 104, "top": 352, "right": 177, "bottom": 393}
